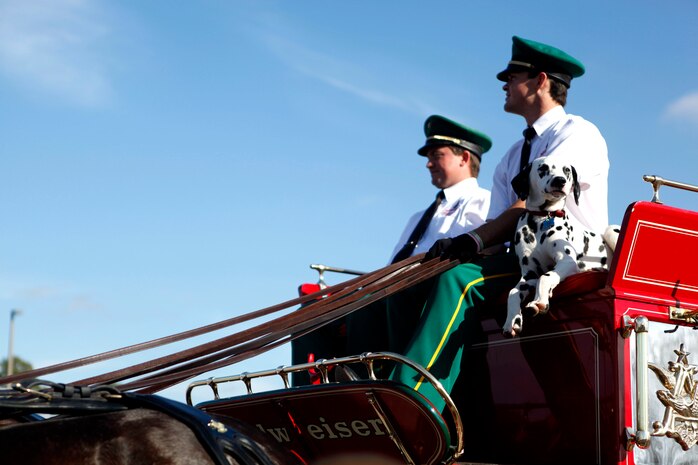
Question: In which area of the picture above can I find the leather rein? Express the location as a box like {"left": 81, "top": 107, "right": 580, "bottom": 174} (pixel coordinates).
{"left": 0, "top": 255, "right": 459, "bottom": 393}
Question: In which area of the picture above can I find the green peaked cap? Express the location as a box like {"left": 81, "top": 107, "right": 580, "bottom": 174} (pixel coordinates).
{"left": 496, "top": 36, "right": 585, "bottom": 87}
{"left": 417, "top": 115, "right": 492, "bottom": 159}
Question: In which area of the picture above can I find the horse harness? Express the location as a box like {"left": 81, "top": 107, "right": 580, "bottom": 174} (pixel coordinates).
{"left": 0, "top": 380, "right": 268, "bottom": 465}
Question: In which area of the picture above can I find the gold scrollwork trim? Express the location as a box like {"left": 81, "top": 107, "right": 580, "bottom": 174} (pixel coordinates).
{"left": 649, "top": 344, "right": 698, "bottom": 451}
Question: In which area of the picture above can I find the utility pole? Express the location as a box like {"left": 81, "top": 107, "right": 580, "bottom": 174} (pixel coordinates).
{"left": 7, "top": 309, "right": 22, "bottom": 376}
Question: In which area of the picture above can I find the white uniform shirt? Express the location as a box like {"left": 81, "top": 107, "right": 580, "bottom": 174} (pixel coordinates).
{"left": 390, "top": 177, "right": 490, "bottom": 261}
{"left": 489, "top": 106, "right": 609, "bottom": 232}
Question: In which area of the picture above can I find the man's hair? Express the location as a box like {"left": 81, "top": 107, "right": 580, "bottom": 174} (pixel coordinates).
{"left": 528, "top": 71, "right": 568, "bottom": 106}
{"left": 450, "top": 146, "right": 480, "bottom": 177}
{"left": 548, "top": 78, "right": 568, "bottom": 106}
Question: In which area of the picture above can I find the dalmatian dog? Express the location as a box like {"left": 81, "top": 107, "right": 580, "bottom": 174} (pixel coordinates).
{"left": 502, "top": 156, "right": 620, "bottom": 337}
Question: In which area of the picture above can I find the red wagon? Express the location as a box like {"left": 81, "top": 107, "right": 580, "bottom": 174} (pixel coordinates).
{"left": 3, "top": 174, "right": 698, "bottom": 465}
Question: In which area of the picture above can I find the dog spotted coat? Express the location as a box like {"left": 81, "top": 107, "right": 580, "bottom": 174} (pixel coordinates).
{"left": 503, "top": 156, "right": 619, "bottom": 337}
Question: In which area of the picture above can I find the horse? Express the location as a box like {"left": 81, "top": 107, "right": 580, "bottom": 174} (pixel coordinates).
{"left": 0, "top": 380, "right": 292, "bottom": 465}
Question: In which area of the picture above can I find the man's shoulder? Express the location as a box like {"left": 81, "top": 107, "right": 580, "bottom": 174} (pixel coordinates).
{"left": 544, "top": 112, "right": 605, "bottom": 147}
{"left": 553, "top": 112, "right": 601, "bottom": 133}
{"left": 474, "top": 184, "right": 491, "bottom": 199}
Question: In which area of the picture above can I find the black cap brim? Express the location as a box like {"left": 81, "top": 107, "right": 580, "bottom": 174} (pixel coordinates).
{"left": 496, "top": 63, "right": 534, "bottom": 82}
{"left": 417, "top": 139, "right": 482, "bottom": 160}
{"left": 496, "top": 64, "right": 572, "bottom": 87}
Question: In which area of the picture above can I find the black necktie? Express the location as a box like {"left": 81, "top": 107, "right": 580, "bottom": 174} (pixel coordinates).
{"left": 392, "top": 190, "right": 445, "bottom": 263}
{"left": 519, "top": 126, "right": 537, "bottom": 173}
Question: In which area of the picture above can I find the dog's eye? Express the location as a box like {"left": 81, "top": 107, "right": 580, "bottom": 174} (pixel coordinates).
{"left": 537, "top": 163, "right": 550, "bottom": 178}
{"left": 563, "top": 166, "right": 571, "bottom": 178}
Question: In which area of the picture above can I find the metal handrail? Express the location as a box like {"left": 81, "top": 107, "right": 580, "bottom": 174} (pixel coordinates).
{"left": 186, "top": 351, "right": 464, "bottom": 458}
{"left": 310, "top": 264, "right": 367, "bottom": 288}
{"left": 622, "top": 315, "right": 651, "bottom": 449}
{"left": 643, "top": 175, "right": 698, "bottom": 204}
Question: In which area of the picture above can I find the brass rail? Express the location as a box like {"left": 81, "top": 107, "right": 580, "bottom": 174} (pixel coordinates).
{"left": 643, "top": 175, "right": 698, "bottom": 203}
{"left": 186, "top": 351, "right": 465, "bottom": 459}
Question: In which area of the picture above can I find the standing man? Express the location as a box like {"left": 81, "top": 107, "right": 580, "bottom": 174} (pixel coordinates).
{"left": 391, "top": 36, "right": 610, "bottom": 413}
{"left": 390, "top": 114, "right": 492, "bottom": 263}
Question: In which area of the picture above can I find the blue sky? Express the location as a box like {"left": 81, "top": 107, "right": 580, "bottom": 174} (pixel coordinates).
{"left": 2, "top": 0, "right": 698, "bottom": 400}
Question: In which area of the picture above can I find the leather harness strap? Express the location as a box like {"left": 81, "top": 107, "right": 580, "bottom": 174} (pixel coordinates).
{"left": 0, "top": 254, "right": 459, "bottom": 392}
{"left": 129, "top": 258, "right": 457, "bottom": 393}
{"left": 0, "top": 264, "right": 372, "bottom": 386}
{"left": 73, "top": 255, "right": 428, "bottom": 387}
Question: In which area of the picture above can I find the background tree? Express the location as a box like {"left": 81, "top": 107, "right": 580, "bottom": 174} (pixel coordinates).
{"left": 0, "top": 356, "right": 33, "bottom": 377}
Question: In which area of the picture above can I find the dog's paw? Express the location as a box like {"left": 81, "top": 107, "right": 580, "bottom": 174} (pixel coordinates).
{"left": 526, "top": 300, "right": 550, "bottom": 315}
{"left": 503, "top": 315, "right": 523, "bottom": 338}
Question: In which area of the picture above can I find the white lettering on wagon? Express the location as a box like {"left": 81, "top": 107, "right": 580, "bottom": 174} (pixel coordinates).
{"left": 256, "top": 424, "right": 291, "bottom": 443}
{"left": 255, "top": 416, "right": 386, "bottom": 443}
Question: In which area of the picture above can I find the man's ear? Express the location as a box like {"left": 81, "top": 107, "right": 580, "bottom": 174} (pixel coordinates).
{"left": 536, "top": 72, "right": 551, "bottom": 95}
{"left": 511, "top": 163, "right": 532, "bottom": 200}
{"left": 459, "top": 149, "right": 470, "bottom": 167}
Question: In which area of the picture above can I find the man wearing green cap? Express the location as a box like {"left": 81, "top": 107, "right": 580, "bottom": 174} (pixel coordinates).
{"left": 345, "top": 114, "right": 492, "bottom": 360}
{"left": 390, "top": 36, "right": 610, "bottom": 416}
{"left": 292, "top": 115, "right": 493, "bottom": 383}
{"left": 389, "top": 114, "right": 492, "bottom": 263}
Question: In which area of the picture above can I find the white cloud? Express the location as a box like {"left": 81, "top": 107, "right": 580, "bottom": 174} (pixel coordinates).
{"left": 0, "top": 0, "right": 114, "bottom": 106}
{"left": 17, "top": 285, "right": 60, "bottom": 300}
{"left": 259, "top": 33, "right": 435, "bottom": 116}
{"left": 0, "top": 274, "right": 104, "bottom": 315}
{"left": 663, "top": 92, "right": 698, "bottom": 125}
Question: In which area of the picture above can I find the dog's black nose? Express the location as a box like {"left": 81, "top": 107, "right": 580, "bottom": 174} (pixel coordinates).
{"left": 550, "top": 176, "right": 567, "bottom": 189}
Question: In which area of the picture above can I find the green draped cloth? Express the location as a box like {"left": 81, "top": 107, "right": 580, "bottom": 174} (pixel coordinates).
{"left": 389, "top": 253, "right": 520, "bottom": 412}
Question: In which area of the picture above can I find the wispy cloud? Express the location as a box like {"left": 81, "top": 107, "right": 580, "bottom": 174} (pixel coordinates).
{"left": 0, "top": 0, "right": 114, "bottom": 106}
{"left": 0, "top": 275, "right": 104, "bottom": 315}
{"left": 258, "top": 32, "right": 435, "bottom": 116}
{"left": 17, "top": 285, "right": 60, "bottom": 300}
{"left": 663, "top": 92, "right": 698, "bottom": 125}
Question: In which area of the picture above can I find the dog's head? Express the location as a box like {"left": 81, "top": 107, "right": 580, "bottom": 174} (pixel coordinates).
{"left": 511, "top": 156, "right": 580, "bottom": 211}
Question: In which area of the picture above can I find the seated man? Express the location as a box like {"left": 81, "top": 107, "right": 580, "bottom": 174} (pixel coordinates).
{"left": 389, "top": 35, "right": 610, "bottom": 413}
{"left": 346, "top": 115, "right": 493, "bottom": 359}
{"left": 292, "top": 115, "right": 493, "bottom": 384}
{"left": 390, "top": 114, "right": 492, "bottom": 263}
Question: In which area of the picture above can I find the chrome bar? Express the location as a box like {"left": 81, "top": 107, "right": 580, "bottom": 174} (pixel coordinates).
{"left": 635, "top": 316, "right": 651, "bottom": 448}
{"left": 643, "top": 175, "right": 698, "bottom": 204}
{"left": 366, "top": 391, "right": 416, "bottom": 465}
{"left": 240, "top": 372, "right": 252, "bottom": 395}
{"left": 310, "top": 264, "right": 367, "bottom": 287}
{"left": 309, "top": 264, "right": 367, "bottom": 276}
{"left": 275, "top": 366, "right": 290, "bottom": 389}
{"left": 622, "top": 315, "right": 651, "bottom": 449}
{"left": 186, "top": 351, "right": 464, "bottom": 458}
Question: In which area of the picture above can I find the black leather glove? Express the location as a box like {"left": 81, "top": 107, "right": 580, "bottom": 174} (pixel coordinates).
{"left": 425, "top": 233, "right": 479, "bottom": 262}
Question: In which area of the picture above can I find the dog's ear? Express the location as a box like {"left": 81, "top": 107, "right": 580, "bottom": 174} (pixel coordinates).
{"left": 511, "top": 163, "right": 532, "bottom": 200}
{"left": 571, "top": 165, "right": 581, "bottom": 205}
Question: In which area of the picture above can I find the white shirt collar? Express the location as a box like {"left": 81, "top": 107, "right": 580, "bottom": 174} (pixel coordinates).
{"left": 441, "top": 177, "right": 479, "bottom": 203}
{"left": 531, "top": 105, "right": 566, "bottom": 137}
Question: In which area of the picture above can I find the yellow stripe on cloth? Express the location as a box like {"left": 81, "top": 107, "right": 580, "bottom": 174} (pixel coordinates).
{"left": 413, "top": 272, "right": 518, "bottom": 392}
